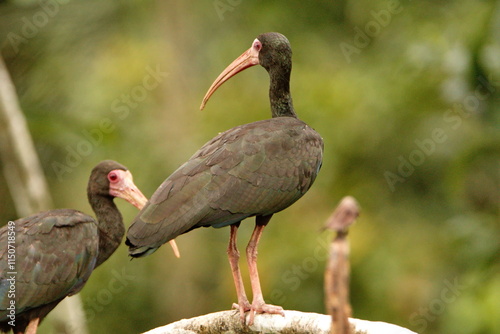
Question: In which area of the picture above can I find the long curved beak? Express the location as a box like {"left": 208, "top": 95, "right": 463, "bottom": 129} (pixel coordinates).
{"left": 112, "top": 171, "right": 181, "bottom": 258}
{"left": 110, "top": 170, "right": 148, "bottom": 210}
{"left": 200, "top": 44, "right": 260, "bottom": 110}
{"left": 167, "top": 239, "right": 180, "bottom": 258}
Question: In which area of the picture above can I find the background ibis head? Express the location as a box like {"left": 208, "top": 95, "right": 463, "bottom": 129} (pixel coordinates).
{"left": 87, "top": 160, "right": 147, "bottom": 210}
{"left": 200, "top": 32, "right": 293, "bottom": 116}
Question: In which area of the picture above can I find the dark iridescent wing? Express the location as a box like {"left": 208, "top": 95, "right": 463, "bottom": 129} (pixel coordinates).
{"left": 127, "top": 117, "right": 323, "bottom": 254}
{"left": 0, "top": 209, "right": 98, "bottom": 320}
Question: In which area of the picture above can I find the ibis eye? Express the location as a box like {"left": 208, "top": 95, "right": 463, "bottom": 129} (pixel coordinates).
{"left": 253, "top": 40, "right": 262, "bottom": 52}
{"left": 108, "top": 172, "right": 118, "bottom": 182}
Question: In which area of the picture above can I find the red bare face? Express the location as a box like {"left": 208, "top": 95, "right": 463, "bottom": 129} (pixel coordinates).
{"left": 107, "top": 169, "right": 147, "bottom": 209}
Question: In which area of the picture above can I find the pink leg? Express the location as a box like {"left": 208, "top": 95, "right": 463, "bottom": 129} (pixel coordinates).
{"left": 246, "top": 215, "right": 284, "bottom": 325}
{"left": 227, "top": 223, "right": 251, "bottom": 322}
{"left": 25, "top": 318, "right": 40, "bottom": 334}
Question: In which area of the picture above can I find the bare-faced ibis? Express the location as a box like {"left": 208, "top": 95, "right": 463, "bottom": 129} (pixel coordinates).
{"left": 0, "top": 161, "right": 148, "bottom": 334}
{"left": 126, "top": 32, "right": 323, "bottom": 324}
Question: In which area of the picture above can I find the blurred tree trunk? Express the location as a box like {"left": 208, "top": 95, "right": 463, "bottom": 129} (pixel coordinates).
{"left": 142, "top": 310, "right": 417, "bottom": 334}
{"left": 0, "top": 54, "right": 88, "bottom": 334}
{"left": 0, "top": 55, "right": 52, "bottom": 215}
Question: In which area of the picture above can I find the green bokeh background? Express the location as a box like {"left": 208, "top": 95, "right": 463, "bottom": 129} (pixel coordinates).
{"left": 1, "top": 0, "right": 499, "bottom": 333}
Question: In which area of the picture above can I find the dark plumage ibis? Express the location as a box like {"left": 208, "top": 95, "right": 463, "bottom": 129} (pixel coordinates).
{"left": 126, "top": 32, "right": 323, "bottom": 324}
{"left": 0, "top": 161, "right": 148, "bottom": 334}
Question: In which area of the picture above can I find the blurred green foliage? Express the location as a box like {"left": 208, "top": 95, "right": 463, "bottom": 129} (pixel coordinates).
{"left": 1, "top": 0, "right": 499, "bottom": 333}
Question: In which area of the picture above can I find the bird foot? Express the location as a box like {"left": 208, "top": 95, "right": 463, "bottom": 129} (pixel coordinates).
{"left": 232, "top": 301, "right": 252, "bottom": 323}
{"left": 247, "top": 302, "right": 285, "bottom": 326}
{"left": 232, "top": 301, "right": 285, "bottom": 325}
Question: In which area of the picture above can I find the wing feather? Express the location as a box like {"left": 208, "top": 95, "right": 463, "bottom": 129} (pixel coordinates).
{"left": 0, "top": 209, "right": 98, "bottom": 320}
{"left": 127, "top": 117, "right": 323, "bottom": 251}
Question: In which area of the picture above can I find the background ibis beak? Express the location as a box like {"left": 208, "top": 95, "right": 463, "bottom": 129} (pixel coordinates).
{"left": 109, "top": 170, "right": 148, "bottom": 210}
{"left": 200, "top": 43, "right": 260, "bottom": 110}
{"left": 110, "top": 170, "right": 181, "bottom": 258}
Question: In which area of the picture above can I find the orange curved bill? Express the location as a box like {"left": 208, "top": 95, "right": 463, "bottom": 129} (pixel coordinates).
{"left": 168, "top": 240, "right": 180, "bottom": 258}
{"left": 200, "top": 44, "right": 260, "bottom": 110}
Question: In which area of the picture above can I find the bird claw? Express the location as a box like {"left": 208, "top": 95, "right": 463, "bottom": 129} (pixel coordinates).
{"left": 232, "top": 301, "right": 252, "bottom": 323}
{"left": 248, "top": 302, "right": 285, "bottom": 326}
{"left": 232, "top": 301, "right": 285, "bottom": 325}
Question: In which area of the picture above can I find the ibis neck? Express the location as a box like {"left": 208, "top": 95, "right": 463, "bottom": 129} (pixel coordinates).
{"left": 268, "top": 66, "right": 297, "bottom": 118}
{"left": 89, "top": 194, "right": 125, "bottom": 267}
